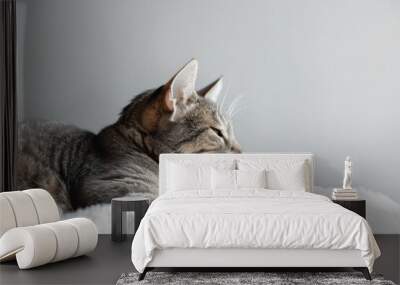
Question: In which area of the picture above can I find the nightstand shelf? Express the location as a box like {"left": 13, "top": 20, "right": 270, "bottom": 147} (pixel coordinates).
{"left": 332, "top": 199, "right": 366, "bottom": 219}
{"left": 111, "top": 196, "right": 150, "bottom": 242}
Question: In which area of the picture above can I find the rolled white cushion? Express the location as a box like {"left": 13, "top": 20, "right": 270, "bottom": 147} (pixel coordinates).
{"left": 0, "top": 189, "right": 60, "bottom": 237}
{"left": 0, "top": 191, "right": 39, "bottom": 227}
{"left": 42, "top": 221, "right": 79, "bottom": 262}
{"left": 0, "top": 226, "right": 57, "bottom": 268}
{"left": 0, "top": 196, "right": 17, "bottom": 237}
{"left": 24, "top": 189, "right": 60, "bottom": 223}
{"left": 64, "top": 218, "right": 98, "bottom": 257}
{"left": 0, "top": 218, "right": 98, "bottom": 269}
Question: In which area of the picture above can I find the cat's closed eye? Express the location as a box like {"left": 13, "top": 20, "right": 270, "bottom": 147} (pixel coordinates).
{"left": 211, "top": 127, "right": 224, "bottom": 139}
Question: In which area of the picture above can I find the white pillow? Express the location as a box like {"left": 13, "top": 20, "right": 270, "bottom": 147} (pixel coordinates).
{"left": 236, "top": 169, "right": 268, "bottom": 189}
{"left": 211, "top": 169, "right": 236, "bottom": 190}
{"left": 167, "top": 163, "right": 211, "bottom": 191}
{"left": 237, "top": 159, "right": 309, "bottom": 191}
{"left": 166, "top": 159, "right": 236, "bottom": 192}
{"left": 211, "top": 169, "right": 268, "bottom": 190}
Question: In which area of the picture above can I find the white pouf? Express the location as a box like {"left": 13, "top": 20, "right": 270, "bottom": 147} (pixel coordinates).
{"left": 0, "top": 189, "right": 98, "bottom": 269}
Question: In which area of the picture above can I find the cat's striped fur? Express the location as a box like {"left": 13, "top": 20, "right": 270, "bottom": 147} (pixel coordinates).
{"left": 16, "top": 60, "right": 241, "bottom": 211}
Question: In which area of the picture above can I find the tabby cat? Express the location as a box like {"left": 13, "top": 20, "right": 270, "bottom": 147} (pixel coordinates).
{"left": 16, "top": 60, "right": 241, "bottom": 211}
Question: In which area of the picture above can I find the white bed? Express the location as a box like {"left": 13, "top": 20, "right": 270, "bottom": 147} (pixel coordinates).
{"left": 131, "top": 153, "right": 380, "bottom": 280}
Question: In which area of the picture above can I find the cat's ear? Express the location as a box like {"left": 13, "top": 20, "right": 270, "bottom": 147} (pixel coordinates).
{"left": 197, "top": 77, "right": 223, "bottom": 103}
{"left": 163, "top": 59, "right": 198, "bottom": 120}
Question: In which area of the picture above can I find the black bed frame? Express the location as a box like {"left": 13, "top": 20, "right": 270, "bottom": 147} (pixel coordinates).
{"left": 138, "top": 267, "right": 372, "bottom": 281}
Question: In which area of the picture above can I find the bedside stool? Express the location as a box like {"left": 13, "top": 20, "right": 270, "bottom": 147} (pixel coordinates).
{"left": 332, "top": 199, "right": 366, "bottom": 219}
{"left": 111, "top": 196, "right": 150, "bottom": 242}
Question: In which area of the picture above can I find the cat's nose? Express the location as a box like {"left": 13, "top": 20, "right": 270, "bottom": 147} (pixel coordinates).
{"left": 230, "top": 143, "right": 242, "bottom": 153}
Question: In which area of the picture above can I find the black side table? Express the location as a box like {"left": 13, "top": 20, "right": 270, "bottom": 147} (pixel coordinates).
{"left": 111, "top": 196, "right": 150, "bottom": 242}
{"left": 333, "top": 199, "right": 366, "bottom": 219}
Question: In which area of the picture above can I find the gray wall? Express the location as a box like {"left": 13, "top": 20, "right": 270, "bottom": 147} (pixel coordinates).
{"left": 18, "top": 0, "right": 400, "bottom": 233}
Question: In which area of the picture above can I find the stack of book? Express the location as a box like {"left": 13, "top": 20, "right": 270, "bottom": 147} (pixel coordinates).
{"left": 332, "top": 188, "right": 358, "bottom": 200}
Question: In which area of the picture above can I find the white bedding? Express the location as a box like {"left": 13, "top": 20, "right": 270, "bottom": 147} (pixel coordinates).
{"left": 131, "top": 190, "right": 380, "bottom": 273}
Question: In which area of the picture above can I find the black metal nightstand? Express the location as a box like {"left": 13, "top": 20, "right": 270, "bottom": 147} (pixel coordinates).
{"left": 332, "top": 199, "right": 366, "bottom": 219}
{"left": 111, "top": 196, "right": 150, "bottom": 242}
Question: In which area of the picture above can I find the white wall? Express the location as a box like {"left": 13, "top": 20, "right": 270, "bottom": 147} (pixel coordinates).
{"left": 18, "top": 0, "right": 400, "bottom": 233}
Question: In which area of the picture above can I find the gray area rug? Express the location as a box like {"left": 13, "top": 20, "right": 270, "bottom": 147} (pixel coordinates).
{"left": 116, "top": 272, "right": 396, "bottom": 285}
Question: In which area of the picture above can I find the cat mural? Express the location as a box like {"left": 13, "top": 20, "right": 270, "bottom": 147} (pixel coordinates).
{"left": 16, "top": 60, "right": 241, "bottom": 211}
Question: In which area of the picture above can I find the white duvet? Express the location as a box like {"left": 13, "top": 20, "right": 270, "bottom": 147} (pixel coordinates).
{"left": 131, "top": 190, "right": 380, "bottom": 272}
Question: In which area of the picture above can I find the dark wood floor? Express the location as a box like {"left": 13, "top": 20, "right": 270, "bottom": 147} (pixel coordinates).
{"left": 0, "top": 235, "right": 398, "bottom": 285}
{"left": 0, "top": 236, "right": 133, "bottom": 285}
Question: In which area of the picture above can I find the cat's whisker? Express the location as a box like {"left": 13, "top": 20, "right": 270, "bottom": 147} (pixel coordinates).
{"left": 223, "top": 83, "right": 232, "bottom": 112}
{"left": 234, "top": 102, "right": 247, "bottom": 115}
{"left": 219, "top": 85, "right": 230, "bottom": 114}
{"left": 226, "top": 94, "right": 244, "bottom": 120}
{"left": 231, "top": 105, "right": 246, "bottom": 119}
{"left": 226, "top": 98, "right": 234, "bottom": 117}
